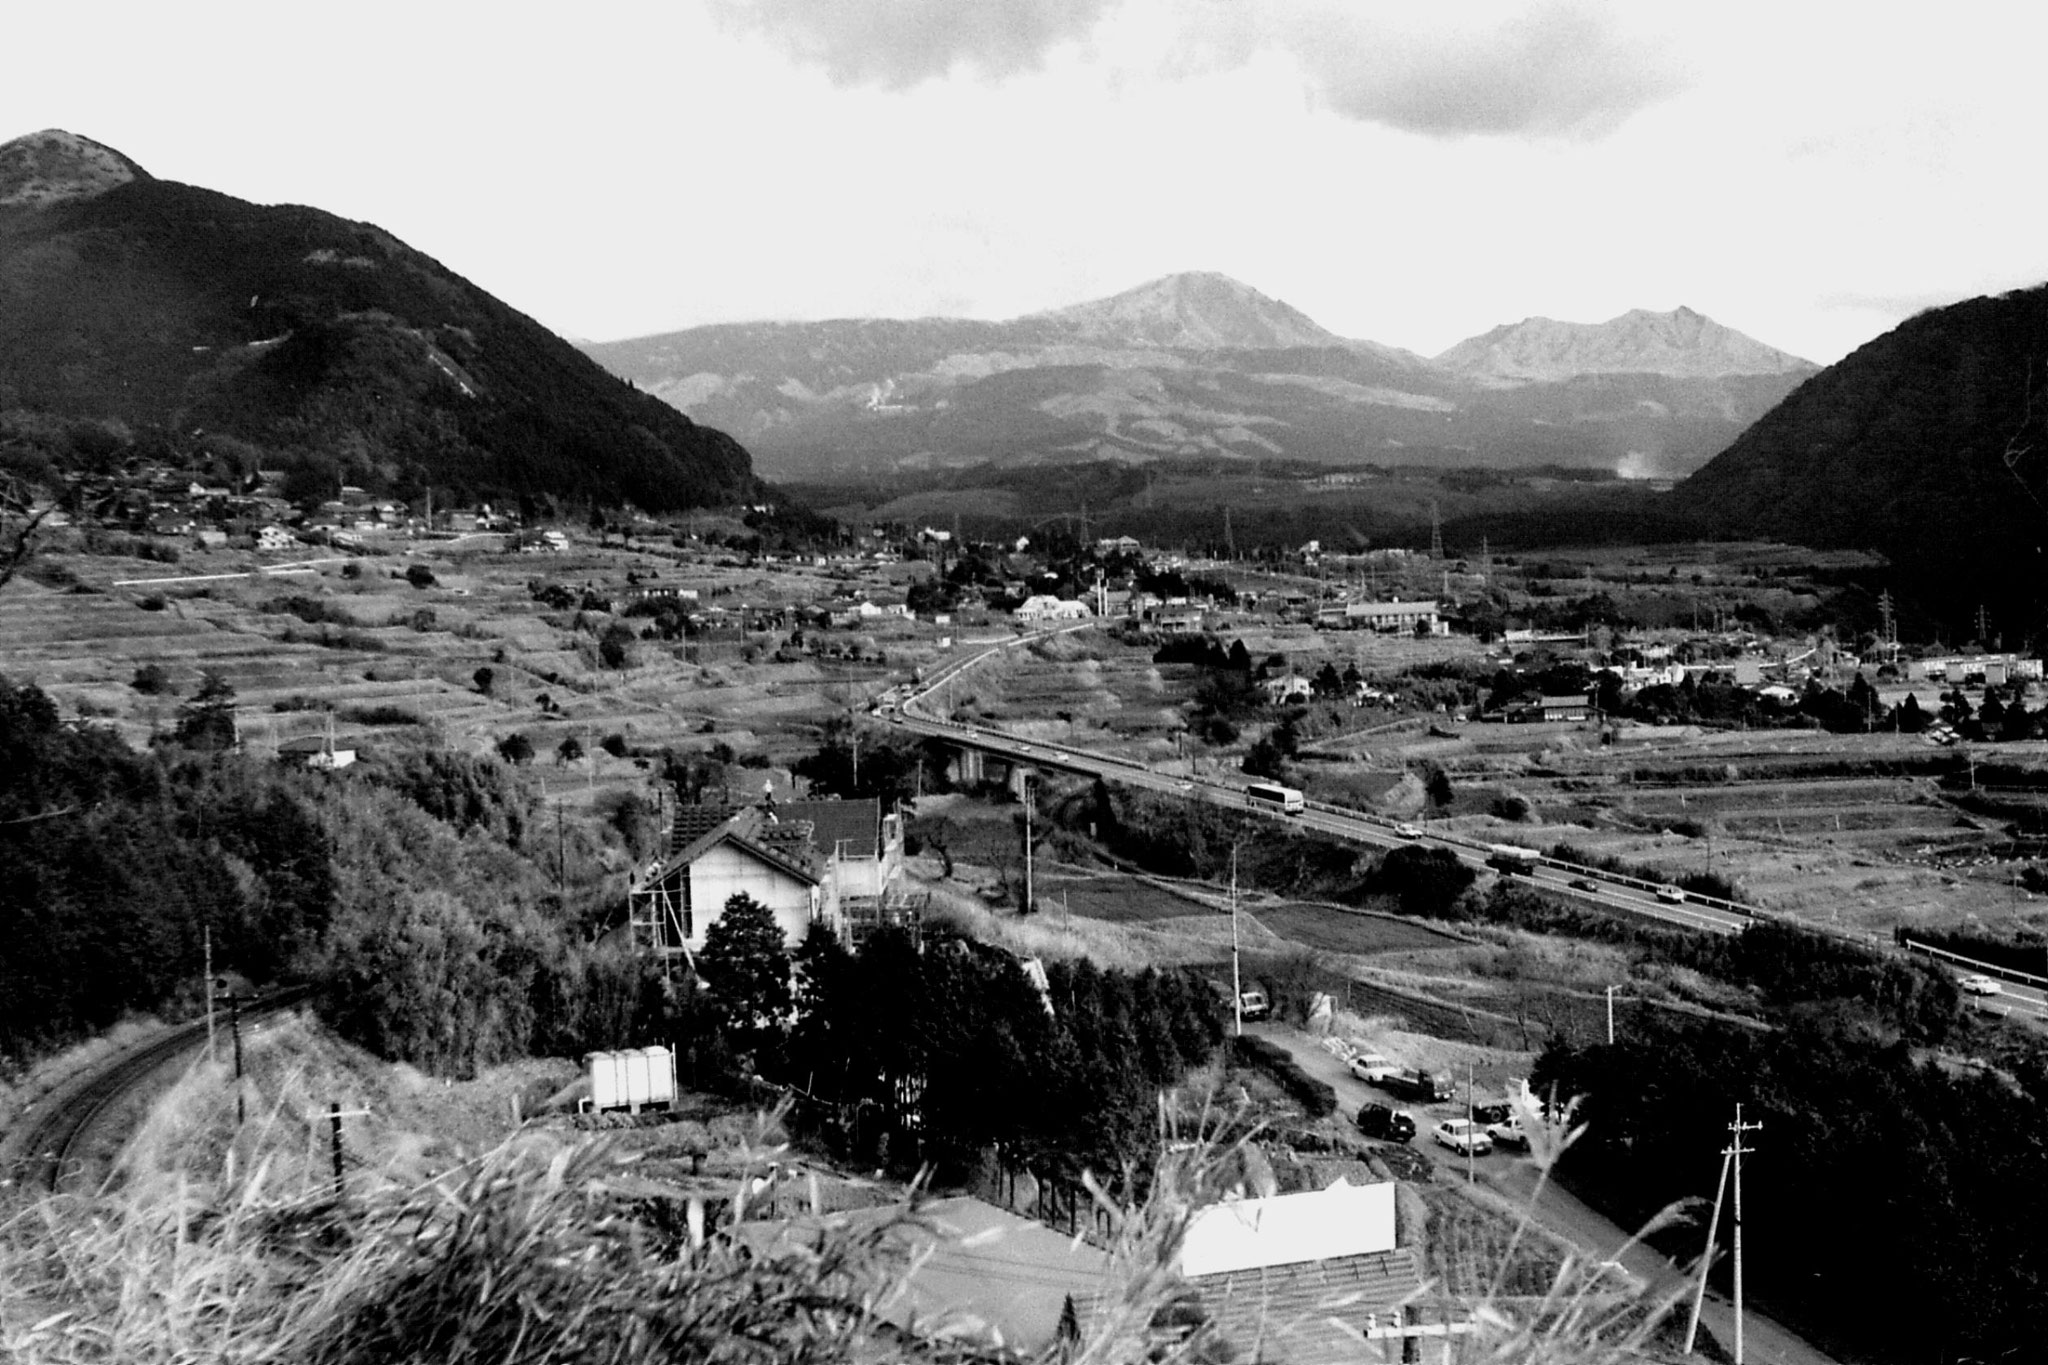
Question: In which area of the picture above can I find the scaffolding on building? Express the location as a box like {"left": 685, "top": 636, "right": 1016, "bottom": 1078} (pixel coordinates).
{"left": 627, "top": 857, "right": 694, "bottom": 983}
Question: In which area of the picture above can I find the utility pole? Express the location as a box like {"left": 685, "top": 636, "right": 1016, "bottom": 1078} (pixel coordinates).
{"left": 1230, "top": 845, "right": 1243, "bottom": 1037}
{"left": 325, "top": 1102, "right": 371, "bottom": 1200}
{"left": 204, "top": 925, "right": 216, "bottom": 1063}
{"left": 1729, "top": 1104, "right": 1763, "bottom": 1365}
{"left": 1465, "top": 1061, "right": 1476, "bottom": 1185}
{"left": 1429, "top": 501, "right": 1443, "bottom": 561}
{"left": 1682, "top": 1146, "right": 1735, "bottom": 1355}
{"left": 230, "top": 992, "right": 245, "bottom": 1126}
{"left": 1021, "top": 774, "right": 1034, "bottom": 914}
{"left": 1606, "top": 984, "right": 1617, "bottom": 1046}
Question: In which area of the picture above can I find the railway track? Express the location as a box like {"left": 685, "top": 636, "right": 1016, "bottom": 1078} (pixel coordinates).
{"left": 11, "top": 988, "right": 311, "bottom": 1194}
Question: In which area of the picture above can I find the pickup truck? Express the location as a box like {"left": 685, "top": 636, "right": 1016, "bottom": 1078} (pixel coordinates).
{"left": 1473, "top": 1104, "right": 1529, "bottom": 1150}
{"left": 1374, "top": 1068, "right": 1454, "bottom": 1103}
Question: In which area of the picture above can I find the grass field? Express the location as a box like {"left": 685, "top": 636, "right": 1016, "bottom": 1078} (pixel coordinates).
{"left": 1033, "top": 871, "right": 1212, "bottom": 922}
{"left": 1247, "top": 903, "right": 1467, "bottom": 957}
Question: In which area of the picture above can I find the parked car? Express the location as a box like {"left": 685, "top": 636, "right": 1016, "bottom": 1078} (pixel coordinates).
{"left": 1237, "top": 989, "right": 1271, "bottom": 1021}
{"left": 1432, "top": 1118, "right": 1494, "bottom": 1156}
{"left": 1357, "top": 1103, "right": 1417, "bottom": 1143}
{"left": 1960, "top": 974, "right": 2003, "bottom": 996}
{"left": 1377, "top": 1068, "right": 1455, "bottom": 1103}
{"left": 1348, "top": 1052, "right": 1398, "bottom": 1083}
{"left": 1393, "top": 823, "right": 1423, "bottom": 839}
{"left": 1484, "top": 1110, "right": 1529, "bottom": 1150}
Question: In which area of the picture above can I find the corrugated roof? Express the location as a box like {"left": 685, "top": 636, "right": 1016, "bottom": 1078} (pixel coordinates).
{"left": 732, "top": 1196, "right": 1107, "bottom": 1353}
{"left": 1190, "top": 1248, "right": 1423, "bottom": 1364}
{"left": 669, "top": 802, "right": 735, "bottom": 854}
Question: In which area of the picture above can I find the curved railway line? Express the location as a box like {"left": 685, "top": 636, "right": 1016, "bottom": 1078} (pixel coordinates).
{"left": 11, "top": 988, "right": 311, "bottom": 1193}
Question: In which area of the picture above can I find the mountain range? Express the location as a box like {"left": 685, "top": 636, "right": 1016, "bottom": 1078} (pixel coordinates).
{"left": 583, "top": 272, "right": 1817, "bottom": 482}
{"left": 0, "top": 129, "right": 755, "bottom": 512}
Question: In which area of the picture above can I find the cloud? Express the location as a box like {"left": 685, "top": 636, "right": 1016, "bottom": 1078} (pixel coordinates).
{"left": 714, "top": 0, "right": 1686, "bottom": 139}
{"left": 1261, "top": 3, "right": 1689, "bottom": 139}
{"left": 708, "top": 0, "right": 1116, "bottom": 89}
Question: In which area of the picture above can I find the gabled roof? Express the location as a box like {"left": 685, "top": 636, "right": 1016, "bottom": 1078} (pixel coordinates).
{"left": 657, "top": 807, "right": 820, "bottom": 887}
{"left": 657, "top": 797, "right": 886, "bottom": 882}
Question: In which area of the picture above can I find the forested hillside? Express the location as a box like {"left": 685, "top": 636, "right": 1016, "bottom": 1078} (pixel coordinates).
{"left": 0, "top": 676, "right": 649, "bottom": 1073}
{"left": 1677, "top": 281, "right": 2048, "bottom": 635}
{"left": 0, "top": 131, "right": 755, "bottom": 512}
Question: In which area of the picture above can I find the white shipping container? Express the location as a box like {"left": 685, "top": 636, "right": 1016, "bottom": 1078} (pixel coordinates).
{"left": 586, "top": 1046, "right": 677, "bottom": 1113}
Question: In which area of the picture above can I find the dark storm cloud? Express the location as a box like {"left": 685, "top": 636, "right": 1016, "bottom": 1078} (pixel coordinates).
{"left": 709, "top": 0, "right": 1117, "bottom": 88}
{"left": 1277, "top": 3, "right": 1688, "bottom": 139}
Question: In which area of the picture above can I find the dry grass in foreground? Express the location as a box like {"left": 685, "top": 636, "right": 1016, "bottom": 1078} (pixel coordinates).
{"left": 0, "top": 1083, "right": 1696, "bottom": 1365}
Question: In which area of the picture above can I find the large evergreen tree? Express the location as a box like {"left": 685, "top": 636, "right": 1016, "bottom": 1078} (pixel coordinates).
{"left": 697, "top": 893, "right": 792, "bottom": 1040}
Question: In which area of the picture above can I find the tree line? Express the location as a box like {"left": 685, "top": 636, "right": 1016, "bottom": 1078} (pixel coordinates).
{"left": 687, "top": 896, "right": 1224, "bottom": 1184}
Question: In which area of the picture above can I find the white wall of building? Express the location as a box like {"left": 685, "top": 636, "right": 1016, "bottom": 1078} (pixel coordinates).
{"left": 685, "top": 842, "right": 817, "bottom": 950}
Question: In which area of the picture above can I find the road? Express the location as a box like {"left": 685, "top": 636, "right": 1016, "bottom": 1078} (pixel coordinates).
{"left": 882, "top": 625, "right": 2048, "bottom": 1022}
{"left": 1256, "top": 1023, "right": 1845, "bottom": 1365}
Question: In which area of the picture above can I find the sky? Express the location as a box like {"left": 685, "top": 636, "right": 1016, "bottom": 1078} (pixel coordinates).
{"left": 4, "top": 1, "right": 2043, "bottom": 365}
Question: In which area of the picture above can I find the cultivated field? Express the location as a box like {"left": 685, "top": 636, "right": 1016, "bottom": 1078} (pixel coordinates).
{"left": 3, "top": 535, "right": 969, "bottom": 824}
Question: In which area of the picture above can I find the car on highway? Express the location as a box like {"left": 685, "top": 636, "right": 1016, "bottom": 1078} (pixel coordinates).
{"left": 1568, "top": 877, "right": 1599, "bottom": 892}
{"left": 1432, "top": 1118, "right": 1494, "bottom": 1156}
{"left": 1356, "top": 1103, "right": 1417, "bottom": 1143}
{"left": 1654, "top": 885, "right": 1687, "bottom": 904}
{"left": 1176, "top": 779, "right": 1194, "bottom": 792}
{"left": 1347, "top": 1052, "right": 1398, "bottom": 1083}
{"left": 1393, "top": 823, "right": 1423, "bottom": 839}
{"left": 1960, "top": 974, "right": 2003, "bottom": 996}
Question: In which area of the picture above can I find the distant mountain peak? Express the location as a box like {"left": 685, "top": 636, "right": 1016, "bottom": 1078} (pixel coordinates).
{"left": 0, "top": 129, "right": 149, "bottom": 207}
{"left": 1435, "top": 306, "right": 1813, "bottom": 382}
{"left": 1024, "top": 271, "right": 1347, "bottom": 350}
